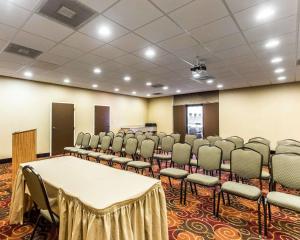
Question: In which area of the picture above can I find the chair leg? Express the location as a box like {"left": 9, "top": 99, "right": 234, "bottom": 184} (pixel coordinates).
{"left": 216, "top": 191, "right": 221, "bottom": 217}
{"left": 227, "top": 193, "right": 231, "bottom": 206}
{"left": 221, "top": 191, "right": 225, "bottom": 205}
{"left": 213, "top": 189, "right": 216, "bottom": 216}
{"left": 184, "top": 180, "right": 187, "bottom": 205}
{"left": 189, "top": 182, "right": 194, "bottom": 194}
{"left": 180, "top": 179, "right": 184, "bottom": 204}
{"left": 268, "top": 202, "right": 272, "bottom": 222}
{"left": 168, "top": 177, "right": 173, "bottom": 190}
{"left": 157, "top": 159, "right": 161, "bottom": 169}
{"left": 263, "top": 199, "right": 268, "bottom": 236}
{"left": 194, "top": 183, "right": 198, "bottom": 195}
{"left": 258, "top": 197, "right": 262, "bottom": 236}
{"left": 30, "top": 214, "right": 41, "bottom": 240}
{"left": 149, "top": 167, "right": 155, "bottom": 178}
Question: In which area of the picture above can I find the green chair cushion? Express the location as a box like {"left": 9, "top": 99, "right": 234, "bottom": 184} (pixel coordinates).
{"left": 186, "top": 173, "right": 219, "bottom": 187}
{"left": 64, "top": 147, "right": 74, "bottom": 151}
{"left": 99, "top": 154, "right": 115, "bottom": 161}
{"left": 261, "top": 170, "right": 270, "bottom": 180}
{"left": 221, "top": 181, "right": 261, "bottom": 200}
{"left": 154, "top": 153, "right": 172, "bottom": 160}
{"left": 88, "top": 152, "right": 103, "bottom": 158}
{"left": 221, "top": 163, "right": 230, "bottom": 171}
{"left": 69, "top": 147, "right": 81, "bottom": 153}
{"left": 112, "top": 157, "right": 133, "bottom": 164}
{"left": 160, "top": 168, "right": 188, "bottom": 179}
{"left": 127, "top": 161, "right": 151, "bottom": 168}
{"left": 267, "top": 191, "right": 300, "bottom": 212}
{"left": 77, "top": 149, "right": 93, "bottom": 155}
{"left": 190, "top": 159, "right": 197, "bottom": 166}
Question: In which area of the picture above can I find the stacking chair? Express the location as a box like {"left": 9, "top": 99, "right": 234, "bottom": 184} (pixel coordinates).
{"left": 154, "top": 135, "right": 175, "bottom": 169}
{"left": 157, "top": 132, "right": 167, "bottom": 151}
{"left": 185, "top": 134, "right": 197, "bottom": 146}
{"left": 77, "top": 135, "right": 100, "bottom": 159}
{"left": 226, "top": 136, "right": 244, "bottom": 148}
{"left": 126, "top": 139, "right": 156, "bottom": 177}
{"left": 64, "top": 132, "right": 84, "bottom": 154}
{"left": 215, "top": 140, "right": 235, "bottom": 176}
{"left": 69, "top": 133, "right": 91, "bottom": 155}
{"left": 22, "top": 166, "right": 59, "bottom": 240}
{"left": 216, "top": 148, "right": 265, "bottom": 236}
{"left": 184, "top": 145, "right": 222, "bottom": 215}
{"left": 111, "top": 138, "right": 138, "bottom": 169}
{"left": 135, "top": 131, "right": 143, "bottom": 137}
{"left": 145, "top": 132, "right": 153, "bottom": 138}
{"left": 88, "top": 135, "right": 111, "bottom": 161}
{"left": 116, "top": 132, "right": 124, "bottom": 138}
{"left": 122, "top": 133, "right": 135, "bottom": 155}
{"left": 275, "top": 144, "right": 300, "bottom": 154}
{"left": 136, "top": 134, "right": 146, "bottom": 155}
{"left": 98, "top": 132, "right": 106, "bottom": 149}
{"left": 106, "top": 131, "right": 114, "bottom": 140}
{"left": 171, "top": 133, "right": 181, "bottom": 143}
{"left": 190, "top": 139, "right": 209, "bottom": 170}
{"left": 97, "top": 136, "right": 123, "bottom": 165}
{"left": 277, "top": 139, "right": 300, "bottom": 147}
{"left": 147, "top": 135, "right": 159, "bottom": 152}
{"left": 264, "top": 153, "right": 300, "bottom": 236}
{"left": 158, "top": 143, "right": 192, "bottom": 204}
{"left": 249, "top": 137, "right": 271, "bottom": 146}
{"left": 207, "top": 136, "right": 222, "bottom": 145}
{"left": 126, "top": 130, "right": 134, "bottom": 134}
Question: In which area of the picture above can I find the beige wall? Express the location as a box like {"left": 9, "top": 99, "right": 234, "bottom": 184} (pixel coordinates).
{"left": 219, "top": 83, "right": 300, "bottom": 149}
{"left": 147, "top": 96, "right": 173, "bottom": 133}
{"left": 0, "top": 77, "right": 147, "bottom": 158}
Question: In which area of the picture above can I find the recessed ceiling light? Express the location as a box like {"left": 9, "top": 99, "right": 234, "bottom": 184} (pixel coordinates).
{"left": 217, "top": 84, "right": 223, "bottom": 89}
{"left": 114, "top": 88, "right": 119, "bottom": 92}
{"left": 93, "top": 67, "right": 101, "bottom": 74}
{"left": 64, "top": 78, "right": 70, "bottom": 83}
{"left": 98, "top": 25, "right": 111, "bottom": 37}
{"left": 274, "top": 68, "right": 285, "bottom": 74}
{"left": 271, "top": 57, "right": 283, "bottom": 64}
{"left": 146, "top": 82, "right": 152, "bottom": 86}
{"left": 206, "top": 79, "right": 214, "bottom": 84}
{"left": 92, "top": 84, "right": 98, "bottom": 88}
{"left": 146, "top": 93, "right": 151, "bottom": 97}
{"left": 23, "top": 71, "right": 33, "bottom": 78}
{"left": 277, "top": 76, "right": 287, "bottom": 81}
{"left": 256, "top": 6, "right": 275, "bottom": 21}
{"left": 176, "top": 89, "right": 181, "bottom": 93}
{"left": 162, "top": 86, "right": 169, "bottom": 90}
{"left": 265, "top": 39, "right": 280, "bottom": 49}
{"left": 192, "top": 72, "right": 200, "bottom": 78}
{"left": 124, "top": 76, "right": 131, "bottom": 82}
{"left": 145, "top": 48, "right": 156, "bottom": 58}
{"left": 132, "top": 91, "right": 136, "bottom": 95}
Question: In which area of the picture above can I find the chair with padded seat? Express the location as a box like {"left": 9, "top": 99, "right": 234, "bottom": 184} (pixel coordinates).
{"left": 249, "top": 137, "right": 271, "bottom": 146}
{"left": 147, "top": 135, "right": 159, "bottom": 152}
{"left": 77, "top": 135, "right": 100, "bottom": 159}
{"left": 97, "top": 136, "right": 123, "bottom": 165}
{"left": 216, "top": 148, "right": 265, "bottom": 236}
{"left": 68, "top": 133, "right": 91, "bottom": 155}
{"left": 111, "top": 137, "right": 138, "bottom": 169}
{"left": 87, "top": 135, "right": 111, "bottom": 161}
{"left": 145, "top": 132, "right": 153, "bottom": 138}
{"left": 126, "top": 139, "right": 156, "bottom": 177}
{"left": 97, "top": 132, "right": 106, "bottom": 149}
{"left": 264, "top": 153, "right": 300, "bottom": 236}
{"left": 206, "top": 136, "right": 222, "bottom": 145}
{"left": 122, "top": 133, "right": 135, "bottom": 155}
{"left": 185, "top": 134, "right": 197, "bottom": 146}
{"left": 170, "top": 133, "right": 181, "bottom": 143}
{"left": 154, "top": 135, "right": 175, "bottom": 169}
{"left": 190, "top": 139, "right": 209, "bottom": 171}
{"left": 106, "top": 131, "right": 114, "bottom": 140}
{"left": 215, "top": 140, "right": 235, "bottom": 177}
{"left": 64, "top": 132, "right": 84, "bottom": 155}
{"left": 184, "top": 145, "right": 222, "bottom": 215}
{"left": 136, "top": 134, "right": 146, "bottom": 155}
{"left": 275, "top": 144, "right": 300, "bottom": 154}
{"left": 22, "top": 165, "right": 59, "bottom": 240}
{"left": 226, "top": 136, "right": 244, "bottom": 148}
{"left": 157, "top": 132, "right": 167, "bottom": 151}
{"left": 277, "top": 139, "right": 300, "bottom": 147}
{"left": 158, "top": 143, "right": 192, "bottom": 204}
{"left": 135, "top": 131, "right": 143, "bottom": 137}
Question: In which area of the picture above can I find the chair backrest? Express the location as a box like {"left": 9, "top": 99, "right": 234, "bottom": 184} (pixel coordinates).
{"left": 206, "top": 136, "right": 222, "bottom": 145}
{"left": 275, "top": 144, "right": 300, "bottom": 155}
{"left": 99, "top": 132, "right": 106, "bottom": 143}
{"left": 157, "top": 132, "right": 167, "bottom": 145}
{"left": 135, "top": 131, "right": 143, "bottom": 137}
{"left": 125, "top": 137, "right": 138, "bottom": 155}
{"left": 172, "top": 143, "right": 192, "bottom": 166}
{"left": 145, "top": 132, "right": 153, "bottom": 138}
{"left": 170, "top": 133, "right": 180, "bottom": 143}
{"left": 124, "top": 133, "right": 135, "bottom": 144}
{"left": 89, "top": 135, "right": 100, "bottom": 149}
{"left": 185, "top": 134, "right": 197, "bottom": 146}
{"left": 75, "top": 132, "right": 84, "bottom": 146}
{"left": 106, "top": 131, "right": 114, "bottom": 140}
{"left": 101, "top": 136, "right": 111, "bottom": 151}
{"left": 271, "top": 153, "right": 300, "bottom": 190}
{"left": 214, "top": 139, "right": 235, "bottom": 161}
{"left": 136, "top": 134, "right": 146, "bottom": 149}
{"left": 82, "top": 133, "right": 91, "bottom": 148}
{"left": 244, "top": 141, "right": 270, "bottom": 166}
{"left": 231, "top": 148, "right": 262, "bottom": 179}
{"left": 226, "top": 136, "right": 244, "bottom": 148}
{"left": 140, "top": 139, "right": 155, "bottom": 159}
{"left": 147, "top": 135, "right": 159, "bottom": 150}
{"left": 249, "top": 137, "right": 270, "bottom": 146}
{"left": 277, "top": 139, "right": 300, "bottom": 147}
{"left": 161, "top": 135, "right": 175, "bottom": 152}
{"left": 192, "top": 139, "right": 209, "bottom": 156}
{"left": 197, "top": 145, "right": 222, "bottom": 171}
{"left": 126, "top": 130, "right": 134, "bottom": 134}
{"left": 111, "top": 136, "right": 123, "bottom": 153}
{"left": 22, "top": 166, "right": 56, "bottom": 223}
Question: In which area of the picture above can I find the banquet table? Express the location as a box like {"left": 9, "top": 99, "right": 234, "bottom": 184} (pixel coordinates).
{"left": 9, "top": 156, "right": 168, "bottom": 240}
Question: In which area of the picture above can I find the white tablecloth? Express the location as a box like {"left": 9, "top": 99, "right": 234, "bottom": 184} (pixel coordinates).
{"left": 9, "top": 156, "right": 168, "bottom": 240}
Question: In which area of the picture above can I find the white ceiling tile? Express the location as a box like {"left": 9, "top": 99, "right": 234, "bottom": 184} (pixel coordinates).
{"left": 79, "top": 15, "right": 128, "bottom": 42}
{"left": 23, "top": 14, "right": 74, "bottom": 42}
{"left": 204, "top": 33, "right": 246, "bottom": 52}
{"left": 109, "top": 33, "right": 150, "bottom": 52}
{"left": 191, "top": 16, "right": 239, "bottom": 43}
{"left": 150, "top": 0, "right": 193, "bottom": 13}
{"left": 103, "top": 0, "right": 163, "bottom": 30}
{"left": 225, "top": 0, "right": 266, "bottom": 13}
{"left": 31, "top": 60, "right": 60, "bottom": 71}
{"left": 0, "top": 1, "right": 31, "bottom": 28}
{"left": 216, "top": 45, "right": 252, "bottom": 59}
{"left": 63, "top": 32, "right": 104, "bottom": 52}
{"left": 78, "top": 0, "right": 118, "bottom": 13}
{"left": 135, "top": 16, "right": 183, "bottom": 43}
{"left": 14, "top": 31, "right": 56, "bottom": 52}
{"left": 0, "top": 39, "right": 8, "bottom": 51}
{"left": 49, "top": 44, "right": 83, "bottom": 59}
{"left": 234, "top": 0, "right": 297, "bottom": 30}
{"left": 0, "top": 61, "right": 24, "bottom": 72}
{"left": 8, "top": 0, "right": 41, "bottom": 11}
{"left": 93, "top": 44, "right": 127, "bottom": 59}
{"left": 114, "top": 54, "right": 142, "bottom": 66}
{"left": 173, "top": 45, "right": 210, "bottom": 61}
{"left": 0, "top": 52, "right": 34, "bottom": 65}
{"left": 169, "top": 0, "right": 229, "bottom": 30}
{"left": 0, "top": 24, "right": 17, "bottom": 41}
{"left": 78, "top": 53, "right": 108, "bottom": 65}
{"left": 158, "top": 33, "right": 198, "bottom": 52}
{"left": 37, "top": 52, "right": 71, "bottom": 65}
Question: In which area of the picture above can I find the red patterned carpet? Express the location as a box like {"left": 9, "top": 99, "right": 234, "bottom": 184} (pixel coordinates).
{"left": 0, "top": 160, "right": 300, "bottom": 240}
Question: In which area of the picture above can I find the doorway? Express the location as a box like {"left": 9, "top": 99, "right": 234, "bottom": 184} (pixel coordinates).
{"left": 51, "top": 103, "right": 74, "bottom": 156}
{"left": 94, "top": 105, "right": 110, "bottom": 134}
{"left": 187, "top": 105, "right": 203, "bottom": 138}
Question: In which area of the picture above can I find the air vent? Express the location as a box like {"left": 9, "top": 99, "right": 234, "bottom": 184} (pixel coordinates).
{"left": 297, "top": 59, "right": 300, "bottom": 65}
{"left": 4, "top": 43, "right": 42, "bottom": 58}
{"left": 152, "top": 92, "right": 162, "bottom": 95}
{"left": 39, "top": 0, "right": 97, "bottom": 28}
{"left": 151, "top": 84, "right": 164, "bottom": 88}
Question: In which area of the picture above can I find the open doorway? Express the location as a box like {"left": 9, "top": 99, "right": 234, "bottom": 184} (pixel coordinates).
{"left": 187, "top": 105, "right": 203, "bottom": 138}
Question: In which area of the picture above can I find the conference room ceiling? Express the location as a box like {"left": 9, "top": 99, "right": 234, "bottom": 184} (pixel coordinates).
{"left": 0, "top": 0, "right": 299, "bottom": 97}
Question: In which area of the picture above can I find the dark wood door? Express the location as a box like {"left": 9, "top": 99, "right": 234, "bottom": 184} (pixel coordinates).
{"left": 173, "top": 105, "right": 187, "bottom": 142}
{"left": 203, "top": 103, "right": 219, "bottom": 137}
{"left": 94, "top": 105, "right": 110, "bottom": 134}
{"left": 52, "top": 103, "right": 74, "bottom": 155}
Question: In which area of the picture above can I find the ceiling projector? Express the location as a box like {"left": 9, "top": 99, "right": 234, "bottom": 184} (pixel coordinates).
{"left": 190, "top": 58, "right": 213, "bottom": 81}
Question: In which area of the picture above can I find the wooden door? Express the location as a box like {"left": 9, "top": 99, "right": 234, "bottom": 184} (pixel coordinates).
{"left": 203, "top": 103, "right": 219, "bottom": 137}
{"left": 51, "top": 103, "right": 74, "bottom": 155}
{"left": 173, "top": 105, "right": 187, "bottom": 142}
{"left": 94, "top": 106, "right": 110, "bottom": 134}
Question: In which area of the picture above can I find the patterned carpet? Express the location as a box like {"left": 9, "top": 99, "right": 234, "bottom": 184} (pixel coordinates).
{"left": 0, "top": 159, "right": 300, "bottom": 240}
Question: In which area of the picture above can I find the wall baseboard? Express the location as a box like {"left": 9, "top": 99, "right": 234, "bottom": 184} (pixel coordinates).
{"left": 0, "top": 153, "right": 50, "bottom": 164}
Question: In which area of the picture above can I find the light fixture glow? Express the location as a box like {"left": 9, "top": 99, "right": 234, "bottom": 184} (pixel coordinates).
{"left": 132, "top": 91, "right": 136, "bottom": 95}
{"left": 146, "top": 82, "right": 152, "bottom": 86}
{"left": 98, "top": 25, "right": 111, "bottom": 37}
{"left": 274, "top": 68, "right": 285, "bottom": 74}
{"left": 192, "top": 72, "right": 200, "bottom": 78}
{"left": 162, "top": 86, "right": 169, "bottom": 90}
{"left": 256, "top": 6, "right": 275, "bottom": 21}
{"left": 114, "top": 88, "right": 119, "bottom": 92}
{"left": 206, "top": 79, "right": 214, "bottom": 84}
{"left": 93, "top": 68, "right": 102, "bottom": 74}
{"left": 92, "top": 84, "right": 98, "bottom": 88}
{"left": 64, "top": 78, "right": 70, "bottom": 83}
{"left": 265, "top": 39, "right": 280, "bottom": 49}
{"left": 176, "top": 89, "right": 181, "bottom": 93}
{"left": 271, "top": 57, "right": 283, "bottom": 63}
{"left": 217, "top": 84, "right": 223, "bottom": 89}
{"left": 146, "top": 93, "right": 151, "bottom": 97}
{"left": 124, "top": 76, "right": 131, "bottom": 82}
{"left": 23, "top": 71, "right": 33, "bottom": 78}
{"left": 145, "top": 48, "right": 156, "bottom": 58}
{"left": 277, "top": 76, "right": 287, "bottom": 81}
